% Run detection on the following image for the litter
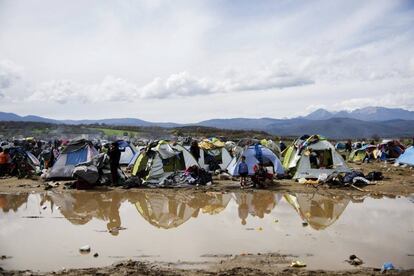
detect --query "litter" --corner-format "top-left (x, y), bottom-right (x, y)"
top-left (381, 262), bottom-right (395, 273)
top-left (290, 260), bottom-right (306, 267)
top-left (346, 254), bottom-right (363, 266)
top-left (79, 245), bottom-right (91, 253)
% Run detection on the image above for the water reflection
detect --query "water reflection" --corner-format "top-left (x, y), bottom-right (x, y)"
top-left (132, 191), bottom-right (231, 229)
top-left (285, 193), bottom-right (349, 230)
top-left (0, 190), bottom-right (352, 231)
top-left (47, 192), bottom-right (123, 235)
top-left (233, 192), bottom-right (282, 225)
top-left (0, 193), bottom-right (29, 213)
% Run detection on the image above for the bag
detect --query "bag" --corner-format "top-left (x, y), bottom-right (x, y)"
top-left (366, 171), bottom-right (383, 181)
top-left (343, 171), bottom-right (364, 183)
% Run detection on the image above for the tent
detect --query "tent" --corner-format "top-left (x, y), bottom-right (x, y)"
top-left (396, 146), bottom-right (414, 166)
top-left (116, 140), bottom-right (139, 165)
top-left (47, 139), bottom-right (99, 179)
top-left (348, 144), bottom-right (377, 162)
top-left (131, 141), bottom-right (199, 184)
top-left (226, 144), bottom-right (284, 176)
top-left (8, 147), bottom-right (40, 168)
top-left (196, 138), bottom-right (233, 171)
top-left (377, 140), bottom-right (405, 160)
top-left (260, 139), bottom-right (281, 157)
top-left (283, 135), bottom-right (350, 180)
top-left (284, 193), bottom-right (349, 230)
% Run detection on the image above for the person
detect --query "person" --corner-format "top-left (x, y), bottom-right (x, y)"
top-left (0, 148), bottom-right (11, 176)
top-left (345, 140), bottom-right (352, 152)
top-left (279, 141), bottom-right (287, 152)
top-left (108, 142), bottom-right (121, 185)
top-left (238, 156), bottom-right (249, 188)
top-left (251, 163), bottom-right (268, 188)
top-left (190, 140), bottom-right (200, 161)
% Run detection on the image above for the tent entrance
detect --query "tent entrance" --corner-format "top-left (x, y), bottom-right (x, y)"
top-left (203, 149), bottom-right (222, 164)
top-left (310, 150), bottom-right (333, 169)
top-left (162, 152), bottom-right (186, 172)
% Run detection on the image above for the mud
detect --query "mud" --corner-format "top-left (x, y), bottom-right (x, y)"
top-left (0, 162), bottom-right (413, 196)
top-left (2, 257), bottom-right (414, 276)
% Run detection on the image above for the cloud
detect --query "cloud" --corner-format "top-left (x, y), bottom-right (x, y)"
top-left (0, 60), bottom-right (23, 96)
top-left (26, 62), bottom-right (314, 103)
top-left (140, 72), bottom-right (219, 99)
top-left (333, 92), bottom-right (414, 111)
top-left (223, 60), bottom-right (314, 91)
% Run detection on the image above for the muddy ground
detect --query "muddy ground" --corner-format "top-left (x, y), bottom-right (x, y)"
top-left (0, 161), bottom-right (413, 276)
top-left (2, 256), bottom-right (414, 276)
top-left (1, 162), bottom-right (413, 196)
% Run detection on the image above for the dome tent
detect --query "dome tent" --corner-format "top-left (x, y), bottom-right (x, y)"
top-left (226, 144), bottom-right (284, 176)
top-left (131, 141), bottom-right (199, 184)
top-left (47, 139), bottom-right (99, 179)
top-left (396, 146), bottom-right (414, 166)
top-left (283, 135), bottom-right (350, 180)
top-left (196, 138), bottom-right (233, 171)
top-left (116, 140), bottom-right (139, 165)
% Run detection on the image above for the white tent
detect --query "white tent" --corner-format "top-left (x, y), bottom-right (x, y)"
top-left (197, 147), bottom-right (233, 171)
top-left (283, 135), bottom-right (350, 180)
top-left (227, 144), bottom-right (284, 176)
top-left (117, 140), bottom-right (139, 165)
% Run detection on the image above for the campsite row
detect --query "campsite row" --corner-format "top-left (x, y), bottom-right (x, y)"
top-left (0, 135), bottom-right (413, 188)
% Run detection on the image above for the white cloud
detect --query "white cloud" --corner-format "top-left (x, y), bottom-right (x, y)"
top-left (140, 72), bottom-right (219, 99)
top-left (0, 60), bottom-right (23, 95)
top-left (333, 92), bottom-right (414, 111)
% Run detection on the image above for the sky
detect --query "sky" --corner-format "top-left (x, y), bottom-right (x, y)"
top-left (0, 0), bottom-right (413, 123)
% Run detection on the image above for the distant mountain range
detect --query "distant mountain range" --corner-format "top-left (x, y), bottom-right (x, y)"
top-left (1, 106), bottom-right (413, 139)
top-left (303, 106), bottom-right (414, 121)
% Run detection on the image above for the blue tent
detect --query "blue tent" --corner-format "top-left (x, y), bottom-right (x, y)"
top-left (396, 146), bottom-right (414, 166)
top-left (227, 144), bottom-right (284, 176)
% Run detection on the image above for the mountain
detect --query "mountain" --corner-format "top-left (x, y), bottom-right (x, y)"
top-left (0, 112), bottom-right (59, 124)
top-left (266, 118), bottom-right (414, 139)
top-left (0, 112), bottom-right (179, 128)
top-left (0, 107), bottom-right (413, 139)
top-left (197, 117), bottom-right (282, 130)
top-left (305, 107), bottom-right (414, 121)
top-left (62, 118), bottom-right (180, 128)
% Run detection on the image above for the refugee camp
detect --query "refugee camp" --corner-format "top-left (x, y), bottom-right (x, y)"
top-left (1, 1), bottom-right (414, 275)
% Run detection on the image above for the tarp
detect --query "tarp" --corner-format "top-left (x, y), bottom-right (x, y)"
top-left (396, 146), bottom-right (414, 166)
top-left (199, 138), bottom-right (225, 150)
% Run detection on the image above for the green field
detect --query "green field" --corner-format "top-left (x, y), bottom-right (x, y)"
top-left (94, 128), bottom-right (140, 137)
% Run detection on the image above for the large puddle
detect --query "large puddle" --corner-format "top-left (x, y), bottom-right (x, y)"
top-left (1, 190), bottom-right (413, 272)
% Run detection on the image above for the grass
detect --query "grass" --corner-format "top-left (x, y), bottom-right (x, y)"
top-left (93, 127), bottom-right (140, 137)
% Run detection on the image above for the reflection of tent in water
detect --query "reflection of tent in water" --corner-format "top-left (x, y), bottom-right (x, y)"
top-left (0, 193), bottom-right (29, 212)
top-left (132, 191), bottom-right (231, 229)
top-left (48, 192), bottom-right (123, 235)
top-left (284, 193), bottom-right (349, 230)
top-left (233, 191), bottom-right (282, 225)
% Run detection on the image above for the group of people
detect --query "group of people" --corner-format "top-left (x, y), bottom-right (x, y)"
top-left (238, 156), bottom-right (272, 189)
